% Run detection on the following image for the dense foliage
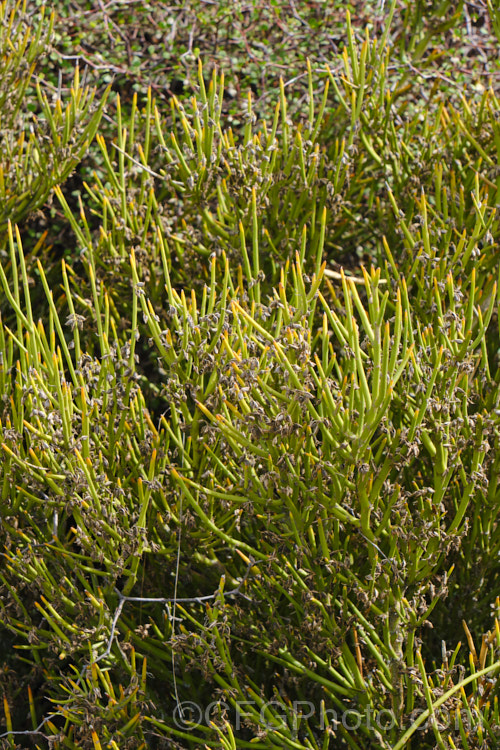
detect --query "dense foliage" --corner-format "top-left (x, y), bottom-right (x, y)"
top-left (1, 1), bottom-right (500, 748)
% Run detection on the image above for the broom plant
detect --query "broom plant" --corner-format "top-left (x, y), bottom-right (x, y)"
top-left (0, 0), bottom-right (110, 237)
top-left (1, 0), bottom-right (500, 748)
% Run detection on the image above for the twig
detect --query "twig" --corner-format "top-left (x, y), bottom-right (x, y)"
top-left (324, 268), bottom-right (388, 285)
top-left (110, 142), bottom-right (165, 178)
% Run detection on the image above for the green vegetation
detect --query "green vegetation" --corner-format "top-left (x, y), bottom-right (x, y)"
top-left (1, 1), bottom-right (500, 748)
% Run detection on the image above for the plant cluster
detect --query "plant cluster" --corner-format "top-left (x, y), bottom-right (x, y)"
top-left (1, 1), bottom-right (500, 749)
